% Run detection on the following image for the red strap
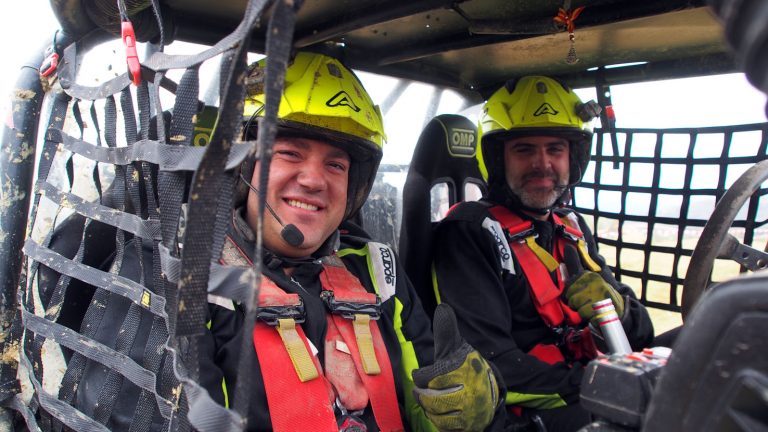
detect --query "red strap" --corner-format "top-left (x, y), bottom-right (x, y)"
top-left (321, 264), bottom-right (404, 432)
top-left (222, 235), bottom-right (402, 430)
top-left (488, 206), bottom-right (581, 327)
top-left (253, 279), bottom-right (337, 432)
top-left (528, 343), bottom-right (566, 365)
top-left (325, 315), bottom-right (370, 411)
top-left (552, 213), bottom-right (584, 239)
top-left (253, 325), bottom-right (336, 432)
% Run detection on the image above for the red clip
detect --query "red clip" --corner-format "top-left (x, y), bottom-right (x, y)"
top-left (40, 53), bottom-right (60, 77)
top-left (121, 20), bottom-right (141, 86)
top-left (605, 105), bottom-right (616, 121)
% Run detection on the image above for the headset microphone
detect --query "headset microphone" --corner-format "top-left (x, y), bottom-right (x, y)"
top-left (239, 174), bottom-right (305, 247)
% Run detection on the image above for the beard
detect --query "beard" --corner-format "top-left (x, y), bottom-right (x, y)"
top-left (509, 169), bottom-right (568, 210)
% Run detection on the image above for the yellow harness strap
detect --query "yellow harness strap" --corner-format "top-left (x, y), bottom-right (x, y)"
top-left (352, 314), bottom-right (381, 375)
top-left (576, 238), bottom-right (601, 271)
top-left (524, 236), bottom-right (560, 272)
top-left (276, 318), bottom-right (319, 382)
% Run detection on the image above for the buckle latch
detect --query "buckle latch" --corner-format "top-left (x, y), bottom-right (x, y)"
top-left (257, 299), bottom-right (306, 326)
top-left (508, 228), bottom-right (537, 243)
top-left (321, 290), bottom-right (381, 320)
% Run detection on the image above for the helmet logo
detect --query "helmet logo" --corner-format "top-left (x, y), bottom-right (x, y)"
top-left (533, 103), bottom-right (559, 117)
top-left (326, 91), bottom-right (361, 112)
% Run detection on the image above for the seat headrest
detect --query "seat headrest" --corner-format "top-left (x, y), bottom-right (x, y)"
top-left (409, 114), bottom-right (483, 200)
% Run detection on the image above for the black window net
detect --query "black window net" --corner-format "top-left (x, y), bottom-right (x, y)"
top-left (0, 0), bottom-right (301, 430)
top-left (572, 124), bottom-right (768, 316)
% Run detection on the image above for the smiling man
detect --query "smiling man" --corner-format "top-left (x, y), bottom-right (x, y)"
top-left (430, 76), bottom-right (655, 431)
top-left (245, 137), bottom-right (351, 258)
top-left (202, 51), bottom-right (504, 432)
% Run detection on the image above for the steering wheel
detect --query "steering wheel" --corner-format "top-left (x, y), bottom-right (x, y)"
top-left (681, 159), bottom-right (768, 321)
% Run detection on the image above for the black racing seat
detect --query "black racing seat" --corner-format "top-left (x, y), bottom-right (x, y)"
top-left (399, 114), bottom-right (486, 318)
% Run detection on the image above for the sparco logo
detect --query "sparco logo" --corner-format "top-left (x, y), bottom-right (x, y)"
top-left (379, 246), bottom-right (395, 285)
top-left (491, 228), bottom-right (511, 261)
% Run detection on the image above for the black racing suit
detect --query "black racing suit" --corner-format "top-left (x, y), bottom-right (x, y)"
top-left (200, 213), bottom-right (440, 431)
top-left (431, 200), bottom-right (655, 431)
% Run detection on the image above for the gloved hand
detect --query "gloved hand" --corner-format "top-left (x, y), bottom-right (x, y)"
top-left (563, 244), bottom-right (625, 321)
top-left (412, 304), bottom-right (499, 432)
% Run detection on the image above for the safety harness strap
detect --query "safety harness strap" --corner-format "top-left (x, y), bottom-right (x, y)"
top-left (551, 214), bottom-right (601, 272)
top-left (320, 263), bottom-right (404, 432)
top-left (221, 235), bottom-right (402, 430)
top-left (257, 280), bottom-right (319, 382)
top-left (219, 237), bottom-right (336, 431)
top-left (488, 206), bottom-right (582, 327)
top-left (252, 309), bottom-right (337, 432)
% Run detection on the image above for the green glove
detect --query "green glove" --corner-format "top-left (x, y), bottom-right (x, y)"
top-left (412, 304), bottom-right (499, 432)
top-left (563, 245), bottom-right (625, 321)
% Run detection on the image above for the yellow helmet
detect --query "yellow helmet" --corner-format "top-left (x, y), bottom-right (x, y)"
top-left (477, 75), bottom-right (600, 186)
top-left (242, 51), bottom-right (386, 219)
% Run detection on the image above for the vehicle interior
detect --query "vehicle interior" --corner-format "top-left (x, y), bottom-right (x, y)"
top-left (0, 0), bottom-right (766, 430)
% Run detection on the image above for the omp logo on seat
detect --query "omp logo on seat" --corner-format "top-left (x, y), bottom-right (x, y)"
top-left (533, 103), bottom-right (559, 116)
top-left (326, 91), bottom-right (361, 112)
top-left (447, 127), bottom-right (476, 157)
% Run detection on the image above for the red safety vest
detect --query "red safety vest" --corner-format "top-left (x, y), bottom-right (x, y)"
top-left (220, 236), bottom-right (404, 432)
top-left (487, 206), bottom-right (600, 364)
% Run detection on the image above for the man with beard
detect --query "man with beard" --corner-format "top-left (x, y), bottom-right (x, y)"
top-left (430, 76), bottom-right (655, 432)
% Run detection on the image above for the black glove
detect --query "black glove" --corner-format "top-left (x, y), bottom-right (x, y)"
top-left (563, 244), bottom-right (624, 321)
top-left (412, 304), bottom-right (499, 431)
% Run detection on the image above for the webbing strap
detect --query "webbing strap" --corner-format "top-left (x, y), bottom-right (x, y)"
top-left (257, 279), bottom-right (318, 381)
top-left (320, 268), bottom-right (382, 375)
top-left (86, 97), bottom-right (135, 424)
top-left (276, 318), bottom-right (320, 382)
top-left (510, 241), bottom-right (572, 326)
top-left (488, 206), bottom-right (582, 327)
top-left (45, 128), bottom-right (250, 171)
top-left (320, 264), bottom-right (404, 432)
top-left (552, 214), bottom-right (601, 272)
top-left (324, 316), bottom-right (370, 411)
top-left (352, 314), bottom-right (380, 375)
top-left (36, 181), bottom-right (161, 240)
top-left (524, 236), bottom-right (559, 272)
top-left (231, 0), bottom-right (301, 423)
top-left (159, 66), bottom-right (200, 349)
top-left (253, 319), bottom-right (337, 432)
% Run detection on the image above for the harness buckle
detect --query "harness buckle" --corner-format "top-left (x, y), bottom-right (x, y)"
top-left (508, 228), bottom-right (537, 243)
top-left (551, 325), bottom-right (568, 347)
top-left (557, 224), bottom-right (583, 242)
top-left (256, 300), bottom-right (306, 326)
top-left (321, 290), bottom-right (382, 320)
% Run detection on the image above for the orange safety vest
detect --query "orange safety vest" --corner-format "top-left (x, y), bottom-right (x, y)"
top-left (220, 236), bottom-right (404, 432)
top-left (488, 206), bottom-right (601, 364)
